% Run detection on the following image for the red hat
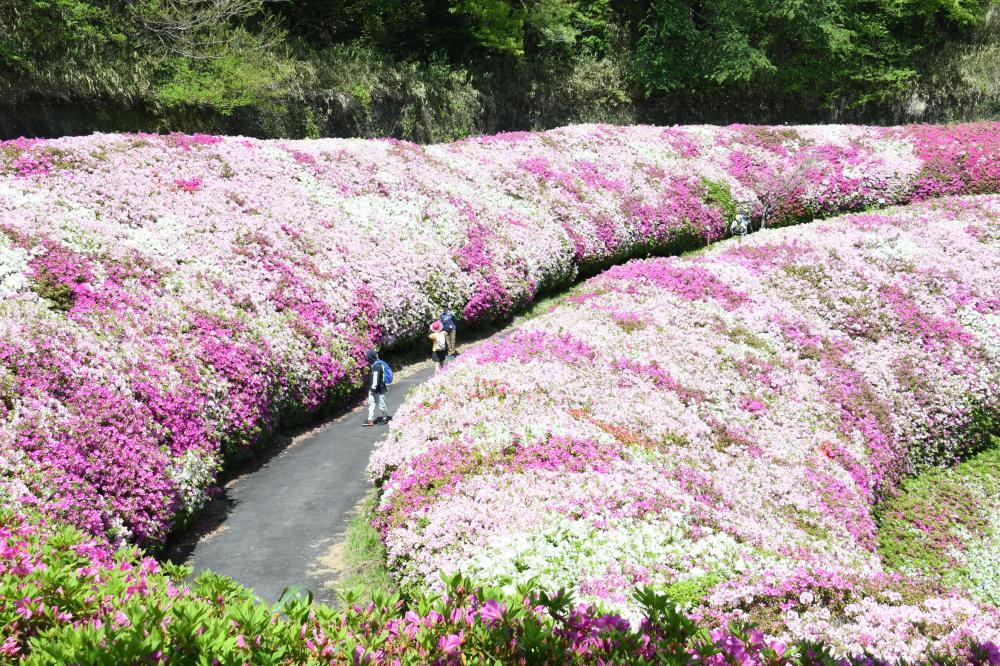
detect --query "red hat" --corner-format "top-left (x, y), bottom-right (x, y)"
top-left (431, 320), bottom-right (443, 332)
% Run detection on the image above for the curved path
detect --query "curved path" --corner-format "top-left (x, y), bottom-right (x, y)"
top-left (166, 362), bottom-right (435, 606)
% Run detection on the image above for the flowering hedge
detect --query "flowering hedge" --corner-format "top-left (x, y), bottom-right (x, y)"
top-left (369, 195), bottom-right (1000, 662)
top-left (5, 509), bottom-right (999, 665)
top-left (2, 123), bottom-right (999, 549)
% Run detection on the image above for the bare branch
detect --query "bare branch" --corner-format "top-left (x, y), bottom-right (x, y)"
top-left (132, 0), bottom-right (285, 59)
top-left (756, 157), bottom-right (820, 230)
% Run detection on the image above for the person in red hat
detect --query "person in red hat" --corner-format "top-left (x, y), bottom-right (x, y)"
top-left (428, 320), bottom-right (448, 374)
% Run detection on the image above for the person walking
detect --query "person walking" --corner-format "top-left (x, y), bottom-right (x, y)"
top-left (363, 349), bottom-right (390, 426)
top-left (440, 309), bottom-right (459, 358)
top-left (429, 320), bottom-right (448, 374)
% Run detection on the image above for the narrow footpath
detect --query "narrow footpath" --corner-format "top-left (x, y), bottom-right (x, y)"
top-left (166, 362), bottom-right (435, 606)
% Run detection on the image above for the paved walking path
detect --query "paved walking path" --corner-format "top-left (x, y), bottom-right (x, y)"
top-left (166, 362), bottom-right (435, 606)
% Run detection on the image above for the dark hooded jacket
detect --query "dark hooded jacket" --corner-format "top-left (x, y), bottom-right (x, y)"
top-left (366, 349), bottom-right (386, 395)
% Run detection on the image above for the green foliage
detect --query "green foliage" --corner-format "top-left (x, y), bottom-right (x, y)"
top-left (30, 270), bottom-right (75, 312)
top-left (526, 0), bottom-right (617, 57)
top-left (298, 45), bottom-right (482, 142)
top-left (451, 0), bottom-right (527, 56)
top-left (3, 509), bottom-right (991, 663)
top-left (441, 0), bottom-right (618, 59)
top-left (0, 0), bottom-right (297, 117)
top-left (137, 0), bottom-right (297, 114)
top-left (0, 0), bottom-right (124, 73)
top-left (527, 50), bottom-right (634, 125)
top-left (630, 0), bottom-right (989, 110)
top-left (876, 433), bottom-right (1000, 585)
top-left (0, 0), bottom-right (139, 104)
top-left (912, 7), bottom-right (1000, 123)
top-left (528, 0), bottom-right (581, 52)
top-left (336, 491), bottom-right (397, 601)
top-left (966, 400), bottom-right (1000, 456)
top-left (156, 38), bottom-right (296, 114)
top-left (0, 368), bottom-right (15, 416)
top-left (700, 178), bottom-right (739, 222)
top-left (349, 81), bottom-right (373, 113)
top-left (0, 0), bottom-right (998, 137)
top-left (661, 573), bottom-right (724, 608)
top-left (25, 574), bottom-right (311, 665)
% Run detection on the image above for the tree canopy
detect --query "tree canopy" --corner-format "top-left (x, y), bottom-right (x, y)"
top-left (0, 0), bottom-right (996, 138)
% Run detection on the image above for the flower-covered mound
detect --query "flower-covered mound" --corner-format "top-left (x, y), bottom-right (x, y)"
top-left (369, 194), bottom-right (1000, 661)
top-left (2, 123), bottom-right (999, 549)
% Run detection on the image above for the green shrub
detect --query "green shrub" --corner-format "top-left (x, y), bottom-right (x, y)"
top-left (0, 509), bottom-right (881, 665)
top-left (876, 441), bottom-right (1000, 588)
top-left (30, 271), bottom-right (75, 312)
top-left (700, 178), bottom-right (739, 222)
top-left (661, 573), bottom-right (723, 608)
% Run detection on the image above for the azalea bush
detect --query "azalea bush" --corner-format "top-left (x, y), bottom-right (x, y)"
top-left (1, 124), bottom-right (999, 662)
top-left (0, 508), bottom-right (814, 663)
top-left (369, 194), bottom-right (1000, 661)
top-left (1, 123), bottom-right (999, 551)
top-left (5, 509), bottom-right (1000, 664)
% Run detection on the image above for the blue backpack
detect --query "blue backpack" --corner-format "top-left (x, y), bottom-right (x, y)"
top-left (375, 360), bottom-right (393, 385)
top-left (440, 311), bottom-right (456, 331)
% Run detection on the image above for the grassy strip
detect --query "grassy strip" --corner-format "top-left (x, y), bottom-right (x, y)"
top-left (335, 491), bottom-right (396, 602)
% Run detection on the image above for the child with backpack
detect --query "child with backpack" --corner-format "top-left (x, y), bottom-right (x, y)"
top-left (363, 349), bottom-right (392, 426)
top-left (440, 310), bottom-right (458, 357)
top-left (429, 321), bottom-right (448, 373)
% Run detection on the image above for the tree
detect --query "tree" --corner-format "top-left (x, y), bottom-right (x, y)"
top-left (630, 0), bottom-right (989, 110)
top-left (446, 0), bottom-right (617, 58)
top-left (130, 0), bottom-right (284, 59)
top-left (0, 0), bottom-right (128, 100)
